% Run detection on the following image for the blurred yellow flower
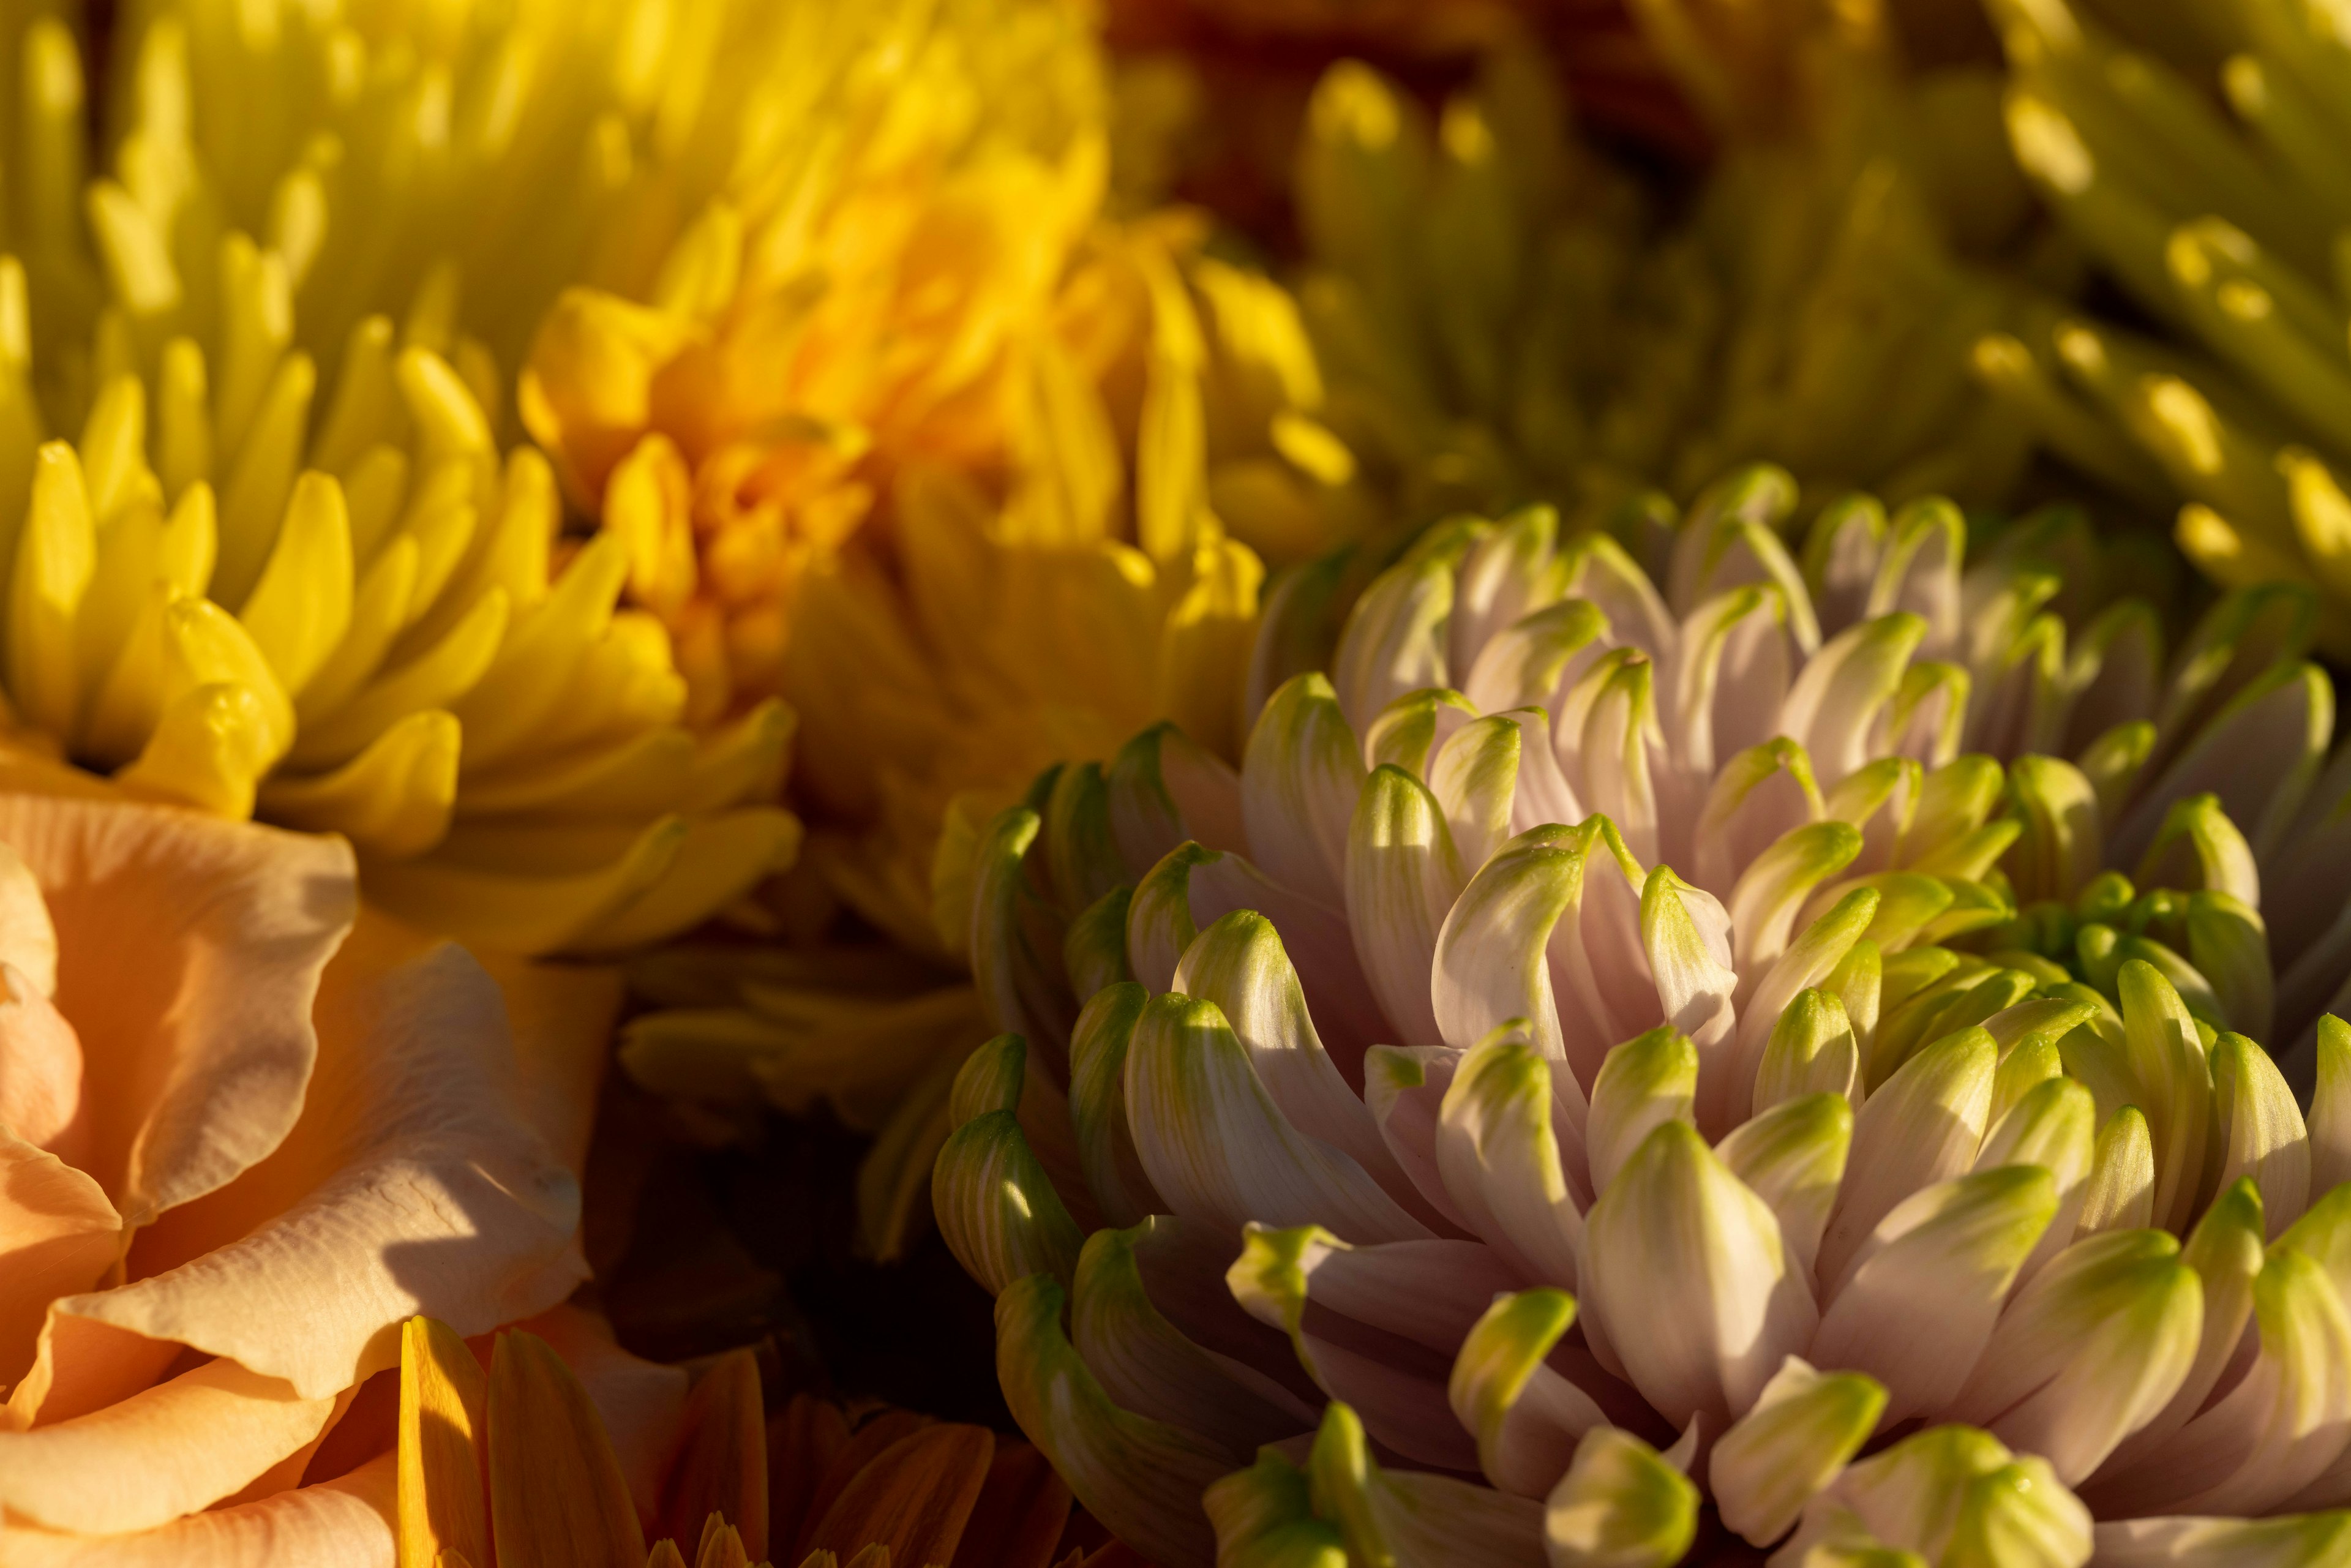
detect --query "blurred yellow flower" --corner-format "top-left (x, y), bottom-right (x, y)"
top-left (1974, 0), bottom-right (2351, 655)
top-left (517, 2), bottom-right (1365, 959)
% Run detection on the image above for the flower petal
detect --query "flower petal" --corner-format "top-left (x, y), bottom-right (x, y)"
top-left (0, 792), bottom-right (355, 1231)
top-left (1808, 1168), bottom-right (2057, 1425)
top-left (1541, 1425), bottom-right (1697, 1568)
top-left (1124, 992), bottom-right (1433, 1244)
top-left (487, 1329), bottom-right (646, 1568)
top-left (1817, 1026), bottom-right (1997, 1290)
top-left (1071, 1221), bottom-right (1316, 1455)
top-left (54, 917), bottom-right (581, 1406)
top-left (1345, 765), bottom-right (1464, 1046)
top-left (1449, 1289), bottom-right (1607, 1500)
top-left (1709, 1356), bottom-right (1884, 1547)
top-left (1580, 1121), bottom-right (1817, 1425)
top-left (997, 1274), bottom-right (1234, 1568)
top-left (0, 1357), bottom-right (338, 1533)
top-left (1437, 1031), bottom-right (1585, 1284)
top-left (1242, 675), bottom-right (1365, 910)
top-left (0, 1449), bottom-right (395, 1567)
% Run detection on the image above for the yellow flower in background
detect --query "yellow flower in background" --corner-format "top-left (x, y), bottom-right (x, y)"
top-left (1284, 26), bottom-right (2051, 537)
top-left (0, 1), bottom-right (817, 957)
top-left (1975, 0), bottom-right (2351, 655)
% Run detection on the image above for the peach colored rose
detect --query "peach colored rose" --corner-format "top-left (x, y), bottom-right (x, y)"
top-left (0, 780), bottom-right (639, 1562)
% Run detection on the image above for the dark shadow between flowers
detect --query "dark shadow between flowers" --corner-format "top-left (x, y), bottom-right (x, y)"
top-left (587, 1072), bottom-right (1012, 1431)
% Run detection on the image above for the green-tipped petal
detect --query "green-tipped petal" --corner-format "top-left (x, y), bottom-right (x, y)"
top-left (1581, 1120), bottom-right (1817, 1425)
top-left (1127, 992), bottom-right (1432, 1243)
top-left (1449, 1289), bottom-right (1605, 1499)
top-left (1717, 1092), bottom-right (1853, 1283)
top-left (932, 1108), bottom-right (1084, 1297)
top-left (1812, 1168), bottom-right (2059, 1424)
top-left (1711, 1357), bottom-right (1887, 1547)
top-left (1949, 1228), bottom-right (2202, 1484)
top-left (1069, 984), bottom-right (1160, 1227)
top-left (2211, 1030), bottom-right (2311, 1236)
top-left (1205, 1450), bottom-right (1348, 1568)
top-left (1347, 763), bottom-right (1466, 1044)
top-left (2119, 958), bottom-right (2216, 1233)
top-left (1754, 989), bottom-right (1860, 1114)
top-left (1820, 1027), bottom-right (1997, 1287)
top-left (1243, 673), bottom-right (1367, 909)
top-left (1541, 1427), bottom-right (1697, 1568)
top-left (997, 1275), bottom-right (1232, 1568)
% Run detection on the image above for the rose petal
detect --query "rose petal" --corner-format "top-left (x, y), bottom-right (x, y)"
top-left (17, 912), bottom-right (579, 1422)
top-left (0, 793), bottom-right (356, 1229)
top-left (0, 1127), bottom-right (118, 1387)
top-left (0, 967), bottom-right (87, 1160)
top-left (0, 1357), bottom-right (339, 1532)
top-left (0, 1449), bottom-right (395, 1567)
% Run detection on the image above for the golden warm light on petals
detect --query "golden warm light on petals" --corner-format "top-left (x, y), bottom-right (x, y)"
top-left (487, 1329), bottom-right (648, 1568)
top-left (0, 777), bottom-right (599, 1556)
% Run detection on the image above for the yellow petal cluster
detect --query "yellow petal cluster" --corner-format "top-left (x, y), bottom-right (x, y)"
top-left (1974, 0), bottom-right (2351, 655)
top-left (516, 1), bottom-right (1373, 966)
top-left (0, 1), bottom-right (831, 956)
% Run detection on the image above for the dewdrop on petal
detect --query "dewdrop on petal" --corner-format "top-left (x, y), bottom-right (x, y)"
top-left (925, 467), bottom-right (2351, 1566)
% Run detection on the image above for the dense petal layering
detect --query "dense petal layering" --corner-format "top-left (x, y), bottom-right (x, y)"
top-left (1976, 0), bottom-right (2351, 653)
top-left (933, 476), bottom-right (2351, 1564)
top-left (0, 781), bottom-right (607, 1556)
top-left (1267, 24), bottom-right (2047, 545)
top-left (620, 4), bottom-right (2072, 1208)
top-left (0, 2), bottom-right (807, 955)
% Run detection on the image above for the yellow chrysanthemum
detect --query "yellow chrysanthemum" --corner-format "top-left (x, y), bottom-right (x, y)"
top-left (1973, 0), bottom-right (2351, 655)
top-left (514, 0), bottom-right (1362, 970)
top-left (0, 0), bottom-right (846, 955)
top-left (1283, 31), bottom-right (2049, 536)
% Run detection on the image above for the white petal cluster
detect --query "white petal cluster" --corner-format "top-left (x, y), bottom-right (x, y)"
top-left (934, 471), bottom-right (2351, 1567)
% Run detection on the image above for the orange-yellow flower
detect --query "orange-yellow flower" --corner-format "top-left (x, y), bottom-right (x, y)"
top-left (0, 757), bottom-right (606, 1561)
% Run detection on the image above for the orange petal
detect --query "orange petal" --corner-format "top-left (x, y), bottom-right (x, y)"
top-left (518, 290), bottom-right (702, 503)
top-left (0, 793), bottom-right (356, 1229)
top-left (948, 1442), bottom-right (1073, 1568)
top-left (0, 1448), bottom-right (396, 1566)
top-left (660, 1349), bottom-right (767, 1559)
top-left (515, 1303), bottom-right (689, 1517)
top-left (399, 1317), bottom-right (489, 1568)
top-left (0, 967), bottom-right (88, 1160)
top-left (793, 1409), bottom-right (932, 1556)
top-left (0, 1357), bottom-right (338, 1533)
top-left (692, 1515), bottom-right (750, 1568)
top-left (0, 841), bottom-right (58, 994)
top-left (468, 947), bottom-right (624, 1183)
top-left (30, 912), bottom-right (582, 1416)
top-left (646, 1544), bottom-right (688, 1568)
top-left (0, 1126), bottom-right (117, 1387)
top-left (800, 1425), bottom-right (995, 1568)
top-left (768, 1394), bottom-right (850, 1552)
top-left (487, 1329), bottom-right (647, 1568)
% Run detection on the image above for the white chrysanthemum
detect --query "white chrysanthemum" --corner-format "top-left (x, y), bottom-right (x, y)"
top-left (929, 471), bottom-right (2351, 1567)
